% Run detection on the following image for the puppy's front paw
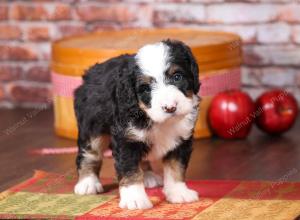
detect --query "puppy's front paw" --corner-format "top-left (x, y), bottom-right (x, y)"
top-left (163, 182), bottom-right (199, 203)
top-left (119, 184), bottom-right (153, 210)
top-left (74, 175), bottom-right (103, 195)
top-left (144, 171), bottom-right (163, 188)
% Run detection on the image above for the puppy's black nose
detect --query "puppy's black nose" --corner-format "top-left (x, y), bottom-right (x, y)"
top-left (162, 105), bottom-right (177, 113)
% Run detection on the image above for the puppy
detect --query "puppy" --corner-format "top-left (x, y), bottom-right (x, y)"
top-left (74, 39), bottom-right (201, 210)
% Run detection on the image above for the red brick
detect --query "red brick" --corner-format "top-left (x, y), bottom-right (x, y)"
top-left (288, 87), bottom-right (300, 105)
top-left (0, 45), bottom-right (38, 61)
top-left (190, 0), bottom-right (221, 2)
top-left (11, 3), bottom-right (72, 21)
top-left (76, 4), bottom-right (137, 23)
top-left (57, 24), bottom-right (86, 38)
top-left (200, 25), bottom-right (257, 43)
top-left (7, 82), bottom-right (51, 103)
top-left (58, 0), bottom-right (77, 3)
top-left (11, 3), bottom-right (48, 20)
top-left (296, 71), bottom-right (300, 87)
top-left (260, 67), bottom-right (296, 87)
top-left (0, 85), bottom-right (4, 101)
top-left (38, 43), bottom-right (51, 60)
top-left (224, 26), bottom-right (257, 43)
top-left (90, 22), bottom-right (152, 32)
top-left (88, 23), bottom-right (120, 32)
top-left (27, 26), bottom-right (50, 41)
top-left (243, 48), bottom-right (263, 66)
top-left (0, 25), bottom-right (22, 40)
top-left (26, 65), bottom-right (50, 82)
top-left (243, 87), bottom-right (267, 100)
top-left (0, 5), bottom-right (8, 20)
top-left (278, 4), bottom-right (300, 23)
top-left (260, 0), bottom-right (294, 2)
top-left (154, 4), bottom-right (205, 25)
top-left (207, 4), bottom-right (278, 24)
top-left (0, 65), bottom-right (22, 82)
top-left (244, 45), bottom-right (300, 66)
top-left (49, 3), bottom-right (72, 20)
top-left (257, 23), bottom-right (291, 44)
top-left (292, 25), bottom-right (300, 44)
top-left (241, 67), bottom-right (262, 87)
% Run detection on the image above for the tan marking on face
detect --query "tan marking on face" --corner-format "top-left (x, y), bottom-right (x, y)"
top-left (167, 64), bottom-right (182, 76)
top-left (186, 90), bottom-right (194, 98)
top-left (119, 167), bottom-right (144, 186)
top-left (78, 135), bottom-right (111, 180)
top-left (139, 101), bottom-right (148, 111)
top-left (164, 159), bottom-right (185, 182)
top-left (137, 74), bottom-right (155, 85)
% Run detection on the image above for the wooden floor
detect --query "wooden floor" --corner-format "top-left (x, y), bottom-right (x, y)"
top-left (0, 108), bottom-right (299, 191)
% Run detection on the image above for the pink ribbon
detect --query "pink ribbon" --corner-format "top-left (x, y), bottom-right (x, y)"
top-left (52, 68), bottom-right (241, 98)
top-left (30, 147), bottom-right (78, 155)
top-left (51, 72), bottom-right (82, 97)
top-left (199, 68), bottom-right (241, 97)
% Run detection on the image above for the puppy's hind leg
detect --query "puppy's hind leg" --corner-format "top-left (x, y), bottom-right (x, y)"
top-left (74, 135), bottom-right (110, 195)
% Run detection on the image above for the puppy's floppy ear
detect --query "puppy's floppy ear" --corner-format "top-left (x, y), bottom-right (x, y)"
top-left (115, 66), bottom-right (139, 119)
top-left (164, 39), bottom-right (200, 94)
top-left (184, 45), bottom-right (200, 94)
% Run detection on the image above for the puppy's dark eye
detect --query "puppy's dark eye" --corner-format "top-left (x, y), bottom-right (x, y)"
top-left (139, 84), bottom-right (151, 94)
top-left (173, 72), bottom-right (183, 82)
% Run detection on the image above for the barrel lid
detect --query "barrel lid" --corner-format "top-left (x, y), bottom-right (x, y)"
top-left (52, 28), bottom-right (242, 76)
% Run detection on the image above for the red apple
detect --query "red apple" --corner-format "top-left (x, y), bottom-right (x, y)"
top-left (208, 90), bottom-right (255, 139)
top-left (255, 90), bottom-right (298, 134)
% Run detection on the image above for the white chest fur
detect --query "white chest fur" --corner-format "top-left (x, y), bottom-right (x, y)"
top-left (126, 108), bottom-right (198, 161)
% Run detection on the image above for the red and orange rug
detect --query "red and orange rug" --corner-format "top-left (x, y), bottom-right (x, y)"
top-left (0, 170), bottom-right (299, 220)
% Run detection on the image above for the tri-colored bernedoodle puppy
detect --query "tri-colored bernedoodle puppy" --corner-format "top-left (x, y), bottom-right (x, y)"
top-left (74, 39), bottom-right (201, 210)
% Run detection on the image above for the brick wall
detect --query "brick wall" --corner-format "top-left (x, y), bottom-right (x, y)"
top-left (0, 0), bottom-right (300, 108)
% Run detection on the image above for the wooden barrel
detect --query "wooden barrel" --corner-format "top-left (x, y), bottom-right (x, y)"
top-left (51, 29), bottom-right (242, 140)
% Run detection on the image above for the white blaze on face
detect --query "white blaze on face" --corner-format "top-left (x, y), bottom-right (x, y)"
top-left (136, 42), bottom-right (194, 123)
top-left (136, 42), bottom-right (169, 81)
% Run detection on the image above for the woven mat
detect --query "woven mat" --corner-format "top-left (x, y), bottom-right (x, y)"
top-left (0, 170), bottom-right (299, 220)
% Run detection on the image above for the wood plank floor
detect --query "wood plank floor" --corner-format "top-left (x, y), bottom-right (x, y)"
top-left (0, 108), bottom-right (299, 191)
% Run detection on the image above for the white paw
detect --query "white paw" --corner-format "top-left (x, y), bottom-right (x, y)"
top-left (119, 184), bottom-right (153, 210)
top-left (144, 171), bottom-right (163, 188)
top-left (163, 182), bottom-right (199, 203)
top-left (74, 175), bottom-right (103, 195)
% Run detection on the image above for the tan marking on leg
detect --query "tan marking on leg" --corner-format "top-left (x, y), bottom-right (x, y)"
top-left (78, 135), bottom-right (111, 180)
top-left (119, 167), bottom-right (144, 187)
top-left (118, 166), bottom-right (153, 209)
top-left (164, 159), bottom-right (185, 182)
top-left (163, 159), bottom-right (198, 203)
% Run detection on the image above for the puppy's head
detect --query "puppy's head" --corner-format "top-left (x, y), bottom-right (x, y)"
top-left (135, 40), bottom-right (200, 123)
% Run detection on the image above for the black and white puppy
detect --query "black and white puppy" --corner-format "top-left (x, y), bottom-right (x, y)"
top-left (74, 39), bottom-right (201, 210)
